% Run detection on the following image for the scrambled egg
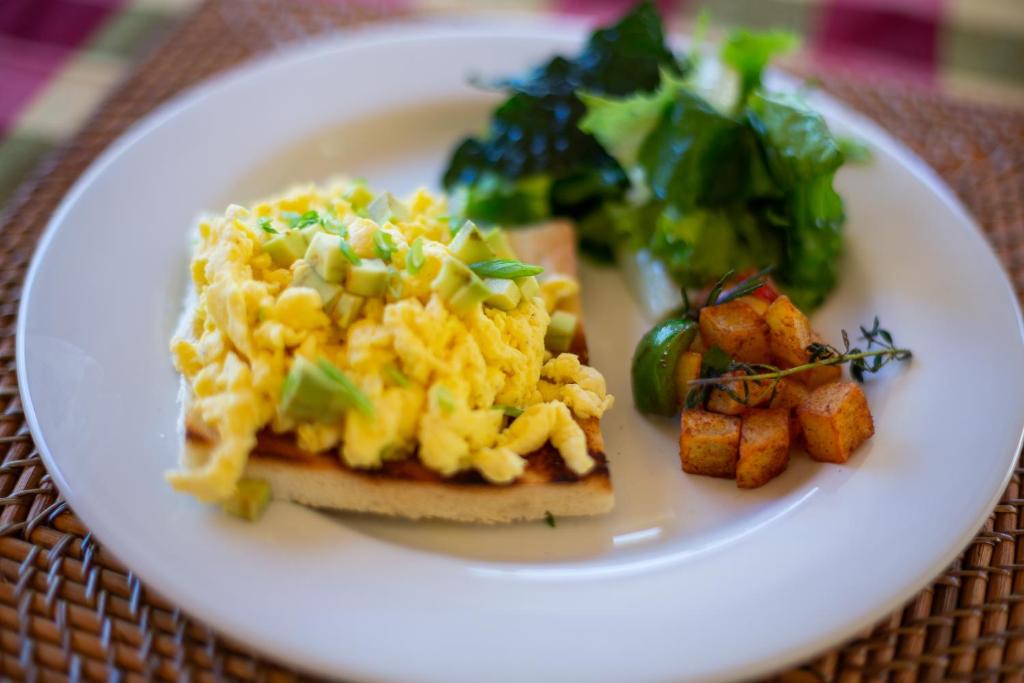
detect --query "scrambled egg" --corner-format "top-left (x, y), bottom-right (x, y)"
top-left (169, 181), bottom-right (614, 502)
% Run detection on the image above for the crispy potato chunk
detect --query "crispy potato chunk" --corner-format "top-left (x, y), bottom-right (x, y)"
top-left (735, 295), bottom-right (769, 316)
top-left (707, 371), bottom-right (773, 415)
top-left (680, 410), bottom-right (741, 478)
top-left (768, 378), bottom-right (809, 410)
top-left (699, 301), bottom-right (771, 363)
top-left (675, 351), bottom-right (703, 407)
top-left (764, 295), bottom-right (814, 368)
top-left (796, 382), bottom-right (875, 463)
top-left (799, 334), bottom-right (842, 388)
top-left (737, 408), bottom-right (790, 489)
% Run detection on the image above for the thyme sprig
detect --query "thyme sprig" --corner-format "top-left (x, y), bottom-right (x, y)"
top-left (684, 317), bottom-right (912, 408)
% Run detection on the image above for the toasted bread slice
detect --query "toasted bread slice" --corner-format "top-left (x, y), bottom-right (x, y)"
top-left (179, 220), bottom-right (613, 523)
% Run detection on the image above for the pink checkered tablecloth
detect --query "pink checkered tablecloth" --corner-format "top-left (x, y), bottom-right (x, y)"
top-left (1, 0), bottom-right (1022, 209)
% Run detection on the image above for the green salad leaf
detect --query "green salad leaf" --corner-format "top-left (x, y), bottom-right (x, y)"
top-left (441, 2), bottom-right (848, 310)
top-left (442, 1), bottom-right (682, 224)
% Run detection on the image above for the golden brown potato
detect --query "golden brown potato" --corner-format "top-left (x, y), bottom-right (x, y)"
top-left (707, 371), bottom-right (773, 415)
top-left (798, 334), bottom-right (843, 388)
top-left (674, 351), bottom-right (703, 407)
top-left (699, 301), bottom-right (772, 363)
top-left (764, 295), bottom-right (814, 369)
top-left (796, 382), bottom-right (875, 463)
top-left (768, 378), bottom-right (809, 410)
top-left (679, 410), bottom-right (741, 478)
top-left (735, 294), bottom-right (769, 316)
top-left (737, 408), bottom-right (791, 489)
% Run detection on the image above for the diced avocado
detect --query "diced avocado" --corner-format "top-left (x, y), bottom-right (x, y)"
top-left (345, 258), bottom-right (388, 297)
top-left (222, 478), bottom-right (271, 521)
top-left (483, 278), bottom-right (522, 311)
top-left (333, 292), bottom-right (364, 328)
top-left (344, 184), bottom-right (374, 211)
top-left (449, 276), bottom-right (492, 314)
top-left (304, 232), bottom-right (349, 283)
top-left (483, 228), bottom-right (516, 259)
top-left (516, 275), bottom-right (541, 299)
top-left (449, 221), bottom-right (495, 265)
top-left (367, 192), bottom-right (410, 224)
top-left (291, 262), bottom-right (342, 310)
top-left (431, 256), bottom-right (473, 300)
top-left (279, 357), bottom-right (348, 422)
top-left (545, 310), bottom-right (578, 353)
top-left (263, 231), bottom-right (307, 268)
top-left (299, 224), bottom-right (322, 246)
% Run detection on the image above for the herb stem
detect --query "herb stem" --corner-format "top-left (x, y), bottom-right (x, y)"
top-left (686, 347), bottom-right (911, 386)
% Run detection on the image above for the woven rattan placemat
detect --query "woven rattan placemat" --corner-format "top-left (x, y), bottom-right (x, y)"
top-left (2, 1), bottom-right (1023, 680)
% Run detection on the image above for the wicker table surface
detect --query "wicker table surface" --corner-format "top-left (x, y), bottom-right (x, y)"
top-left (2, 1), bottom-right (1023, 681)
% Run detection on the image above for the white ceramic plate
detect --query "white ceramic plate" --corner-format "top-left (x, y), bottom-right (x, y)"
top-left (17, 19), bottom-right (1024, 683)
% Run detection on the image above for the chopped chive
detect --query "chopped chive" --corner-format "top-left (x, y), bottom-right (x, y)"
top-left (293, 210), bottom-right (321, 230)
top-left (406, 237), bottom-right (425, 275)
top-left (436, 385), bottom-right (455, 415)
top-left (257, 217), bottom-right (277, 234)
top-left (469, 259), bottom-right (544, 279)
top-left (494, 405), bottom-right (523, 418)
top-left (281, 211), bottom-right (301, 226)
top-left (316, 358), bottom-right (374, 416)
top-left (544, 511), bottom-right (556, 528)
top-left (384, 365), bottom-right (410, 388)
top-left (338, 238), bottom-right (361, 265)
top-left (373, 230), bottom-right (396, 262)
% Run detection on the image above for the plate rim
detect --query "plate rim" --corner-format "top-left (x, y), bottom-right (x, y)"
top-left (16, 17), bottom-right (1024, 683)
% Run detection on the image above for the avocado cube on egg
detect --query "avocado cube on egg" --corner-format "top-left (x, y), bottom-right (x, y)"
top-left (345, 258), bottom-right (388, 297)
top-left (299, 223), bottom-right (322, 246)
top-left (367, 192), bottom-right (410, 224)
top-left (291, 262), bottom-right (342, 310)
top-left (545, 310), bottom-right (578, 353)
top-left (516, 275), bottom-right (540, 299)
top-left (333, 292), bottom-right (365, 328)
top-left (263, 230), bottom-right (307, 268)
top-left (222, 478), bottom-right (272, 521)
top-left (483, 227), bottom-right (516, 259)
top-left (431, 256), bottom-right (473, 300)
top-left (449, 276), bottom-right (492, 314)
top-left (449, 221), bottom-right (495, 265)
top-left (279, 357), bottom-right (348, 422)
top-left (484, 278), bottom-right (521, 311)
top-left (305, 232), bottom-right (349, 283)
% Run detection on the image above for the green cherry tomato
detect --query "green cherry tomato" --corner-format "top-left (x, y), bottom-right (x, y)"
top-left (631, 318), bottom-right (698, 416)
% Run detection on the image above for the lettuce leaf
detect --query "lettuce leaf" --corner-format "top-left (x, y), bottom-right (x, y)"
top-left (720, 29), bottom-right (799, 105)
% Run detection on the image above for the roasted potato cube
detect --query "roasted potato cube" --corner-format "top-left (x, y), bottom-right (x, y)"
top-left (699, 301), bottom-right (771, 363)
top-left (796, 382), bottom-right (875, 463)
top-left (680, 409), bottom-right (741, 478)
top-left (675, 351), bottom-right (703, 407)
top-left (737, 408), bottom-right (791, 489)
top-left (735, 294), bottom-right (769, 316)
top-left (764, 295), bottom-right (814, 368)
top-left (768, 378), bottom-right (809, 410)
top-left (690, 331), bottom-right (705, 353)
top-left (797, 335), bottom-right (842, 388)
top-left (707, 372), bottom-right (773, 415)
